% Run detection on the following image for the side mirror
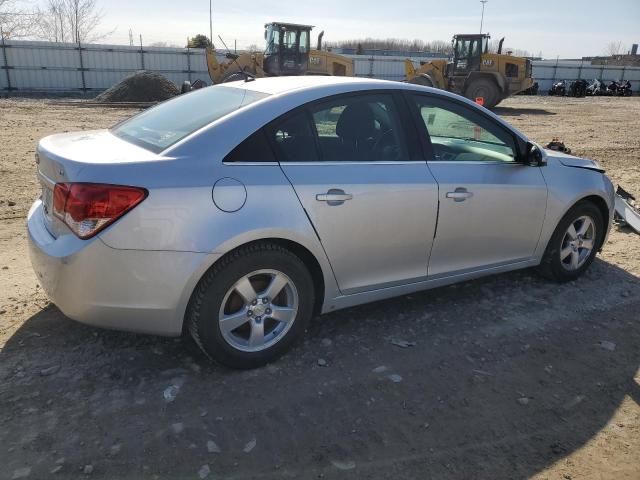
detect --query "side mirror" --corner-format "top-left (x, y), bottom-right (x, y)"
top-left (524, 142), bottom-right (546, 167)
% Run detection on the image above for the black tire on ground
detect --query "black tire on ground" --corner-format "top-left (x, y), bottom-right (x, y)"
top-left (186, 243), bottom-right (315, 369)
top-left (181, 81), bottom-right (192, 94)
top-left (408, 75), bottom-right (434, 87)
top-left (465, 78), bottom-right (500, 108)
top-left (221, 72), bottom-right (247, 83)
top-left (537, 201), bottom-right (605, 283)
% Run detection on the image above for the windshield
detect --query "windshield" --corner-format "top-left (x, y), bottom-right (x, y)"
top-left (112, 86), bottom-right (269, 153)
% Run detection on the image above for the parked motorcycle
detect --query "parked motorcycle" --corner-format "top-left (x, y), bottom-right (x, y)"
top-left (548, 80), bottom-right (567, 96)
top-left (618, 80), bottom-right (633, 96)
top-left (586, 79), bottom-right (606, 96)
top-left (569, 79), bottom-right (588, 97)
top-left (606, 81), bottom-right (620, 96)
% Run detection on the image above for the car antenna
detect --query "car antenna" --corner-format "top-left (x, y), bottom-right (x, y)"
top-left (217, 35), bottom-right (255, 82)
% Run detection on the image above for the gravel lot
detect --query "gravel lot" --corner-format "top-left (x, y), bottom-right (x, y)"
top-left (1, 96), bottom-right (639, 479)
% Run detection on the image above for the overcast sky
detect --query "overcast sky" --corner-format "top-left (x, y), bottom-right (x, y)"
top-left (59, 0), bottom-right (640, 58)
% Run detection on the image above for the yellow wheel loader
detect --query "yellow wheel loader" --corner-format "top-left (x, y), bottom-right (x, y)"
top-left (204, 22), bottom-right (354, 84)
top-left (405, 34), bottom-right (534, 108)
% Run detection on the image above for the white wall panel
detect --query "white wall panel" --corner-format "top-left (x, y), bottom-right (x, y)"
top-left (2, 40), bottom-right (640, 95)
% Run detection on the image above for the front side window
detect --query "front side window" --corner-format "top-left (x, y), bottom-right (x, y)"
top-left (310, 94), bottom-right (408, 162)
top-left (113, 86), bottom-right (269, 153)
top-left (413, 95), bottom-right (517, 162)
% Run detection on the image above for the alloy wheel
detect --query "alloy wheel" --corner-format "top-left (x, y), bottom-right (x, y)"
top-left (560, 215), bottom-right (596, 271)
top-left (218, 269), bottom-right (299, 352)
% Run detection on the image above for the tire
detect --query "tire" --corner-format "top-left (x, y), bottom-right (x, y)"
top-left (537, 201), bottom-right (604, 282)
top-left (409, 75), bottom-right (434, 88)
top-left (187, 243), bottom-right (315, 369)
top-left (465, 78), bottom-right (500, 108)
top-left (181, 81), bottom-right (192, 94)
top-left (221, 72), bottom-right (247, 83)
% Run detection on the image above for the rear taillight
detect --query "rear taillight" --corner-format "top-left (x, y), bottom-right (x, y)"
top-left (52, 183), bottom-right (148, 239)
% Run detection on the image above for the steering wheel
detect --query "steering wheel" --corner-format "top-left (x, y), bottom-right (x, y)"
top-left (371, 129), bottom-right (398, 160)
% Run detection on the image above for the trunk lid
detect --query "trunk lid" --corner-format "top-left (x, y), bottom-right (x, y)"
top-left (36, 130), bottom-right (163, 238)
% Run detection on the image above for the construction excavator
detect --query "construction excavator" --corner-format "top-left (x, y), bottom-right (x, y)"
top-left (203, 22), bottom-right (354, 84)
top-left (405, 34), bottom-right (534, 108)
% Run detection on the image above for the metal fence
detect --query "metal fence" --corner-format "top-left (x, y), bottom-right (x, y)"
top-left (0, 40), bottom-right (215, 93)
top-left (2, 39), bottom-right (640, 94)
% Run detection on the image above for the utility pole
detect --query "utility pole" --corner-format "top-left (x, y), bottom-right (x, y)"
top-left (480, 0), bottom-right (488, 34)
top-left (209, 0), bottom-right (213, 46)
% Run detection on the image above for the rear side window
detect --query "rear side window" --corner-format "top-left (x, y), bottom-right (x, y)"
top-left (268, 111), bottom-right (319, 162)
top-left (112, 86), bottom-right (269, 153)
top-left (224, 130), bottom-right (275, 163)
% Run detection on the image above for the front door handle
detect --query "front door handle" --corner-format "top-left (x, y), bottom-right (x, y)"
top-left (316, 189), bottom-right (353, 206)
top-left (446, 188), bottom-right (474, 202)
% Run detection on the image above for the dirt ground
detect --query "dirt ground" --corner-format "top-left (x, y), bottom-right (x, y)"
top-left (0, 96), bottom-right (639, 480)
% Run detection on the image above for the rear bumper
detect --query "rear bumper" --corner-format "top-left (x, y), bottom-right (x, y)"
top-left (27, 200), bottom-right (216, 336)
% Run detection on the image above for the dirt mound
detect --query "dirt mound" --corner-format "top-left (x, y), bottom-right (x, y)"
top-left (95, 71), bottom-right (179, 103)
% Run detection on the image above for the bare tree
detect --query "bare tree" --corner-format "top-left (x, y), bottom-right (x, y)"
top-left (36, 0), bottom-right (67, 41)
top-left (149, 41), bottom-right (181, 48)
top-left (246, 43), bottom-right (259, 53)
top-left (326, 38), bottom-right (453, 55)
top-left (0, 0), bottom-right (39, 38)
top-left (606, 41), bottom-right (623, 56)
top-left (37, 0), bottom-right (112, 43)
top-left (64, 0), bottom-right (107, 42)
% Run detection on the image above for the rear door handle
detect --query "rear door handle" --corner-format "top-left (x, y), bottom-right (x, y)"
top-left (316, 189), bottom-right (353, 206)
top-left (446, 188), bottom-right (473, 202)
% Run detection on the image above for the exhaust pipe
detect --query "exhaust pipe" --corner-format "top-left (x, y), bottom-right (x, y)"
top-left (498, 37), bottom-right (505, 55)
top-left (317, 31), bottom-right (325, 51)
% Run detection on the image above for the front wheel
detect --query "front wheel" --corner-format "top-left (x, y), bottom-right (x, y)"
top-left (537, 201), bottom-right (604, 282)
top-left (187, 243), bottom-right (315, 369)
top-left (465, 78), bottom-right (500, 108)
top-left (221, 72), bottom-right (248, 83)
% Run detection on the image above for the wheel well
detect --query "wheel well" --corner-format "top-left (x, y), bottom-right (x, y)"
top-left (208, 238), bottom-right (325, 316)
top-left (579, 195), bottom-right (610, 249)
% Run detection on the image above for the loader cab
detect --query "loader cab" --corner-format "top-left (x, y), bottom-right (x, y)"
top-left (451, 34), bottom-right (490, 76)
top-left (263, 22), bottom-right (312, 76)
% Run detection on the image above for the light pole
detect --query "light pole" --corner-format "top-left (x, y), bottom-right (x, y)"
top-left (209, 0), bottom-right (213, 46)
top-left (480, 0), bottom-right (488, 34)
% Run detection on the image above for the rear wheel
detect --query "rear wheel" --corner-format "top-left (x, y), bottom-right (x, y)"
top-left (187, 243), bottom-right (315, 369)
top-left (409, 75), bottom-right (434, 87)
top-left (465, 78), bottom-right (500, 108)
top-left (537, 201), bottom-right (604, 282)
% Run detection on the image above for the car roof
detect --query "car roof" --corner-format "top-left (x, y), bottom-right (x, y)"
top-left (226, 76), bottom-right (400, 96)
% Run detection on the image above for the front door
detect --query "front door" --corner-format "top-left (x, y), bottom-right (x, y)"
top-left (409, 93), bottom-right (548, 278)
top-left (270, 92), bottom-right (439, 294)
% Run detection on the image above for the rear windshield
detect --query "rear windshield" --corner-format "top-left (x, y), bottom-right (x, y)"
top-left (112, 86), bottom-right (270, 153)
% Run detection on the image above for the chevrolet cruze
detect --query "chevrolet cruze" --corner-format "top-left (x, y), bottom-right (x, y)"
top-left (27, 77), bottom-right (615, 368)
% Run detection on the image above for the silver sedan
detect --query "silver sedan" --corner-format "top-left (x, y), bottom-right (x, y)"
top-left (27, 77), bottom-right (615, 368)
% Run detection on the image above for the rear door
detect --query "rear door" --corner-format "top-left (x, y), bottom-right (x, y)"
top-left (273, 91), bottom-right (439, 294)
top-left (408, 93), bottom-right (548, 278)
